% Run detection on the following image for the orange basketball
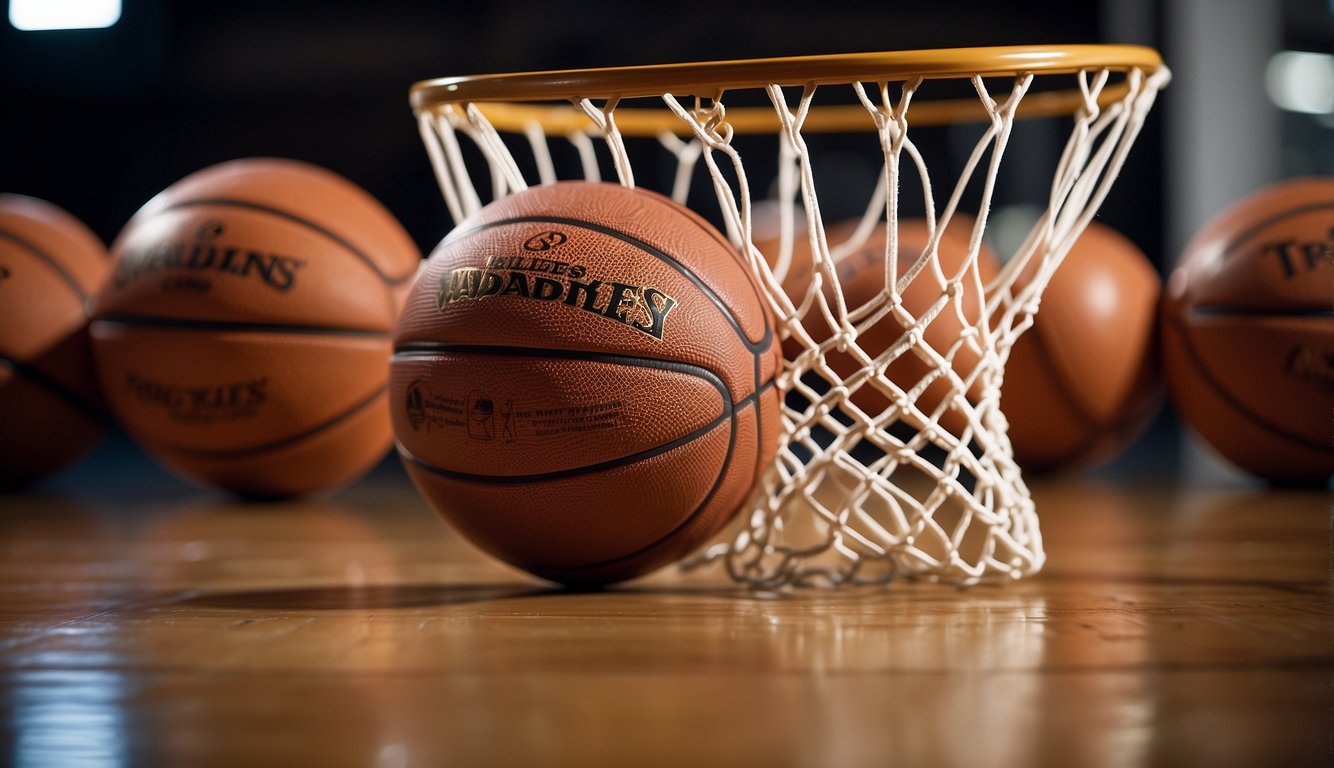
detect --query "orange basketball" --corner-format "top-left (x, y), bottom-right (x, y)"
top-left (90, 158), bottom-right (420, 497)
top-left (0, 195), bottom-right (110, 487)
top-left (391, 181), bottom-right (780, 585)
top-left (759, 217), bottom-right (998, 433)
top-left (1001, 222), bottom-right (1163, 472)
top-left (1162, 177), bottom-right (1334, 483)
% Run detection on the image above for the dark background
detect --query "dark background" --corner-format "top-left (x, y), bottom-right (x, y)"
top-left (2, 0), bottom-right (1331, 486)
top-left (0, 0), bottom-right (1134, 256)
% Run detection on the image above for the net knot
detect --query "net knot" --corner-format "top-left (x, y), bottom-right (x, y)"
top-left (692, 98), bottom-right (734, 147)
top-left (1077, 69), bottom-right (1107, 120)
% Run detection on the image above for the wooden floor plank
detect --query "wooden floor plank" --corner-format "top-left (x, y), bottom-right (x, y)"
top-left (0, 464), bottom-right (1329, 767)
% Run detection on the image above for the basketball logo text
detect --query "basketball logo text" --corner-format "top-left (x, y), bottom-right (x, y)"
top-left (1259, 224), bottom-right (1334, 279)
top-left (436, 241), bottom-right (677, 340)
top-left (1287, 345), bottom-right (1334, 388)
top-left (401, 379), bottom-right (624, 443)
top-left (524, 231), bottom-right (567, 251)
top-left (402, 380), bottom-right (465, 434)
top-left (114, 220), bottom-right (307, 293)
top-left (124, 370), bottom-right (268, 423)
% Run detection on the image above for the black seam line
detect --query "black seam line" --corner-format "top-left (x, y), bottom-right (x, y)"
top-left (531, 399), bottom-right (739, 576)
top-left (397, 408), bottom-right (731, 488)
top-left (1013, 322), bottom-right (1163, 461)
top-left (1024, 324), bottom-right (1097, 427)
top-left (0, 229), bottom-right (89, 302)
top-left (1221, 200), bottom-right (1334, 260)
top-left (393, 342), bottom-right (777, 408)
top-left (664, 195), bottom-right (773, 338)
top-left (0, 355), bottom-right (105, 423)
top-left (752, 349), bottom-right (766, 483)
top-left (140, 384), bottom-right (388, 459)
top-left (159, 198), bottom-right (416, 286)
top-left (403, 388), bottom-right (777, 579)
top-left (405, 368), bottom-right (743, 576)
top-left (532, 385), bottom-right (781, 575)
top-left (391, 342), bottom-right (771, 405)
top-left (396, 347), bottom-right (734, 484)
top-left (92, 315), bottom-right (391, 338)
top-left (444, 215), bottom-right (774, 354)
top-left (1165, 314), bottom-right (1333, 452)
top-left (393, 344), bottom-right (774, 575)
top-left (1189, 306), bottom-right (1334, 318)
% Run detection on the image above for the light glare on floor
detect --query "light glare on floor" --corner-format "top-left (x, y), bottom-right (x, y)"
top-left (9, 0), bottom-right (121, 31)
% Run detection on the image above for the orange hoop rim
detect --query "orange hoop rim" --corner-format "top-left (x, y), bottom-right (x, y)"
top-left (410, 44), bottom-right (1165, 110)
top-left (428, 84), bottom-right (1143, 135)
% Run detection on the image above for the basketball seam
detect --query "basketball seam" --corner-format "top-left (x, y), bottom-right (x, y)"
top-left (1022, 326), bottom-right (1098, 428)
top-left (138, 384), bottom-right (388, 459)
top-left (392, 346), bottom-right (769, 576)
top-left (528, 382), bottom-right (786, 577)
top-left (1164, 313), bottom-right (1332, 452)
top-left (442, 215), bottom-right (774, 354)
top-left (391, 346), bottom-right (778, 482)
top-left (400, 391), bottom-right (774, 579)
top-left (644, 188), bottom-right (773, 332)
top-left (1219, 200), bottom-right (1334, 260)
top-left (0, 229), bottom-right (90, 302)
top-left (398, 408), bottom-right (733, 486)
top-left (158, 198), bottom-right (416, 286)
top-left (752, 349), bottom-right (766, 484)
top-left (437, 205), bottom-right (777, 528)
top-left (92, 315), bottom-right (392, 338)
top-left (1043, 392), bottom-right (1163, 471)
top-left (393, 341), bottom-right (762, 404)
top-left (0, 355), bottom-right (104, 423)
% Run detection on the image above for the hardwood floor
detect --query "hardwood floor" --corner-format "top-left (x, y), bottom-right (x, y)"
top-left (0, 448), bottom-right (1329, 767)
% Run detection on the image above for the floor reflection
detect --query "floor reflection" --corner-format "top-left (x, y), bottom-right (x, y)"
top-left (172, 582), bottom-right (552, 611)
top-left (7, 669), bottom-right (129, 768)
top-left (131, 498), bottom-right (406, 593)
top-left (0, 496), bottom-right (130, 623)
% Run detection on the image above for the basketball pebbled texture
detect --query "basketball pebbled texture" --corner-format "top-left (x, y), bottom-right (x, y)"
top-left (90, 158), bottom-right (421, 497)
top-left (1161, 176), bottom-right (1334, 483)
top-left (1001, 222), bottom-right (1163, 472)
top-left (0, 195), bottom-right (110, 488)
top-left (392, 181), bottom-right (781, 585)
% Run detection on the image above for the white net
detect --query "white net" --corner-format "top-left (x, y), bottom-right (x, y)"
top-left (415, 58), bottom-right (1169, 589)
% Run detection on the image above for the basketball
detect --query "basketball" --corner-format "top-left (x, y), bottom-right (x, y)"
top-left (758, 217), bottom-right (998, 433)
top-left (391, 181), bottom-right (780, 585)
top-left (1162, 177), bottom-right (1334, 483)
top-left (0, 195), bottom-right (109, 488)
top-left (1001, 221), bottom-right (1163, 472)
top-left (90, 158), bottom-right (421, 497)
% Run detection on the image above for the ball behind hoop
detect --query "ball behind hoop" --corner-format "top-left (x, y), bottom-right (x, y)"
top-left (1162, 177), bottom-right (1334, 483)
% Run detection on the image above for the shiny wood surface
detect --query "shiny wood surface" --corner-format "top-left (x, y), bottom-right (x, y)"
top-left (0, 451), bottom-right (1329, 768)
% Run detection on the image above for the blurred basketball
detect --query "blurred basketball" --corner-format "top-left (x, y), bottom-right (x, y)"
top-left (1162, 176), bottom-right (1334, 483)
top-left (0, 195), bottom-right (109, 488)
top-left (90, 158), bottom-right (420, 497)
top-left (1001, 221), bottom-right (1163, 472)
top-left (758, 216), bottom-right (998, 434)
top-left (392, 181), bottom-right (780, 585)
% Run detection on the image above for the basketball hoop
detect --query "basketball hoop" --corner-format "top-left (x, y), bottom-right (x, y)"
top-left (409, 45), bottom-right (1170, 588)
